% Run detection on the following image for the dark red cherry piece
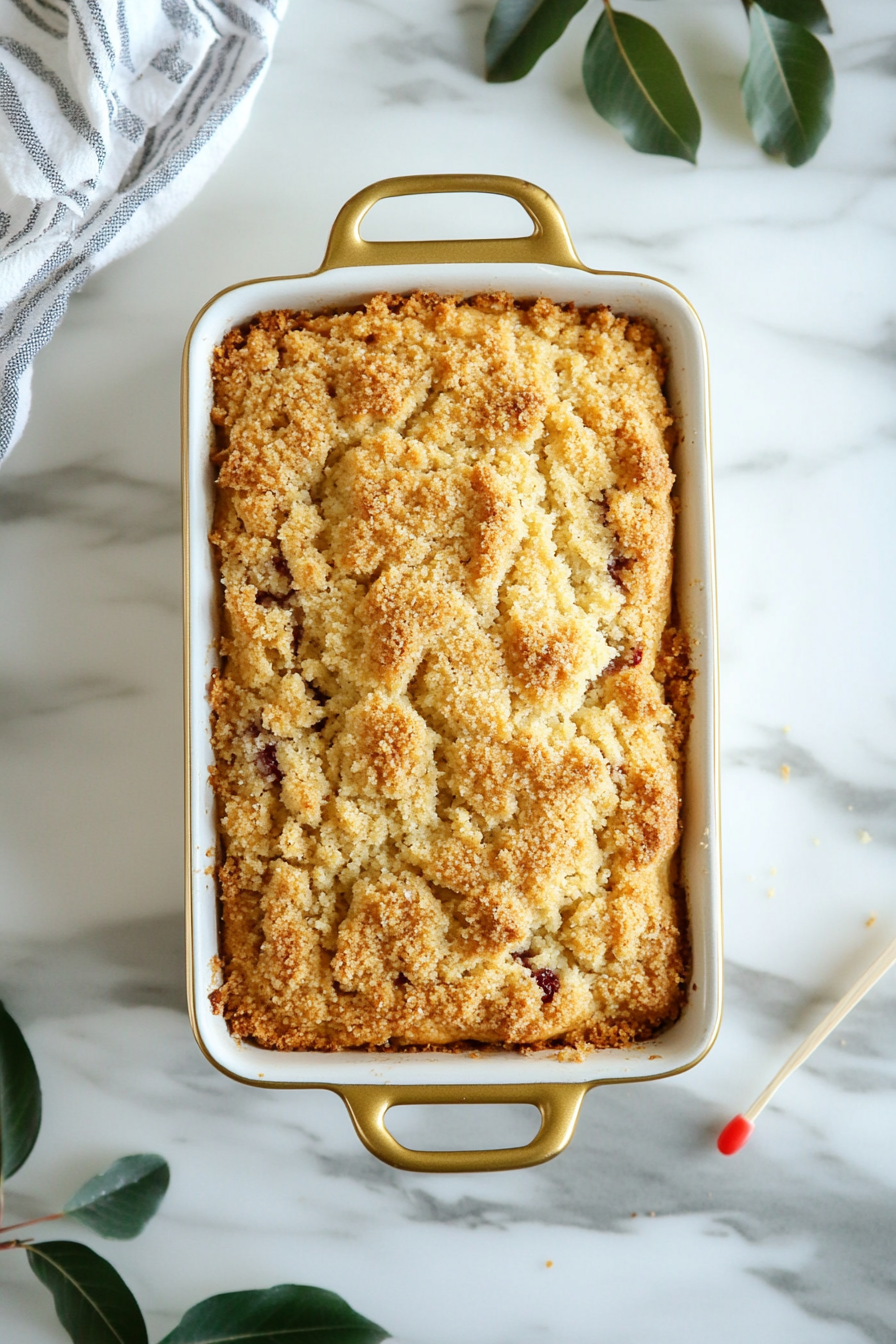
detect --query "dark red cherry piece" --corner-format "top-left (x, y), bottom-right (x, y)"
top-left (256, 743), bottom-right (283, 783)
top-left (534, 968), bottom-right (560, 1004)
top-left (512, 953), bottom-right (559, 1004)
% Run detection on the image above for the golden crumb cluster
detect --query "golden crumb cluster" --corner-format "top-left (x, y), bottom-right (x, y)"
top-left (208, 292), bottom-right (690, 1051)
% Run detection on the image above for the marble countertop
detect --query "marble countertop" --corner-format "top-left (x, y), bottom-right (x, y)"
top-left (2, 2), bottom-right (895, 1340)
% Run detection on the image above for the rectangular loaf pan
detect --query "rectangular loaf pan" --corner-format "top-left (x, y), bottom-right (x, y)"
top-left (183, 175), bottom-right (722, 1171)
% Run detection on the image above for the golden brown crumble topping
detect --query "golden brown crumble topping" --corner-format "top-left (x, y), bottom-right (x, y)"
top-left (208, 292), bottom-right (689, 1051)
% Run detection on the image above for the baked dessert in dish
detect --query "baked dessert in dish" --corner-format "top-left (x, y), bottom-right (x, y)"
top-left (208, 291), bottom-right (691, 1052)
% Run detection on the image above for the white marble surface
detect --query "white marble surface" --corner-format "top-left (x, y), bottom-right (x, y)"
top-left (2, 1), bottom-right (896, 1340)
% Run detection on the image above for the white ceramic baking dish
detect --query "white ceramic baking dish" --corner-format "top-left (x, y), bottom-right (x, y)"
top-left (182, 174), bottom-right (721, 1172)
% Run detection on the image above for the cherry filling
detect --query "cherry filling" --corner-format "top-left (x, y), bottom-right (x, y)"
top-left (602, 644), bottom-right (643, 678)
top-left (512, 952), bottom-right (560, 1004)
top-left (534, 968), bottom-right (560, 1004)
top-left (608, 554), bottom-right (633, 588)
top-left (256, 743), bottom-right (283, 784)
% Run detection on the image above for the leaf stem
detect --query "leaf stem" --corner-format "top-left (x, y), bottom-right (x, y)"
top-left (0, 1237), bottom-right (34, 1252)
top-left (0, 1211), bottom-right (65, 1234)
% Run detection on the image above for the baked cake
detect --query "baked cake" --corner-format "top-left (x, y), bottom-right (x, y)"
top-left (208, 292), bottom-right (690, 1051)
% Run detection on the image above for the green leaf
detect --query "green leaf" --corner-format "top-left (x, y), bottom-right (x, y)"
top-left (582, 6), bottom-right (701, 164)
top-left (742, 5), bottom-right (834, 166)
top-left (485, 0), bottom-right (588, 82)
top-left (64, 1154), bottom-right (170, 1240)
top-left (0, 997), bottom-right (42, 1181)
top-left (750, 0), bottom-right (832, 35)
top-left (26, 1241), bottom-right (148, 1344)
top-left (158, 1285), bottom-right (390, 1344)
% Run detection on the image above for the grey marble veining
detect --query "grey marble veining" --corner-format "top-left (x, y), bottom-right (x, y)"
top-left (0, 674), bottom-right (140, 728)
top-left (1, 914), bottom-right (187, 1024)
top-left (2, 1), bottom-right (896, 1340)
top-left (0, 463), bottom-right (180, 542)
top-left (728, 735), bottom-right (896, 843)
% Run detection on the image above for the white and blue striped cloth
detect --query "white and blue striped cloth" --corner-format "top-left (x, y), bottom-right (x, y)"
top-left (0, 0), bottom-right (286, 461)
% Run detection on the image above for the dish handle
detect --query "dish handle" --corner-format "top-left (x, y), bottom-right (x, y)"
top-left (320, 174), bottom-right (584, 272)
top-left (336, 1082), bottom-right (589, 1173)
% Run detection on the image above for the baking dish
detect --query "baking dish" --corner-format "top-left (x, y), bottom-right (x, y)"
top-left (182, 174), bottom-right (721, 1173)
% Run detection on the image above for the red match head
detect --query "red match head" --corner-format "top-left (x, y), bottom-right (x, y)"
top-left (717, 1114), bottom-right (755, 1155)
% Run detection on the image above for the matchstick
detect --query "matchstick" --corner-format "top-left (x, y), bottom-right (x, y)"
top-left (717, 932), bottom-right (896, 1155)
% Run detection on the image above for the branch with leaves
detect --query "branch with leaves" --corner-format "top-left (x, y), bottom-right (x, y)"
top-left (1, 1000), bottom-right (389, 1344)
top-left (485, 0), bottom-right (835, 166)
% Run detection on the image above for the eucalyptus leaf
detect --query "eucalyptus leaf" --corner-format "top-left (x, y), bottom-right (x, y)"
top-left (749, 0), bottom-right (832, 35)
top-left (158, 1285), bottom-right (390, 1344)
top-left (0, 997), bottom-right (42, 1181)
top-left (582, 7), bottom-right (701, 163)
top-left (26, 1240), bottom-right (148, 1344)
top-left (64, 1154), bottom-right (170, 1240)
top-left (486, 0), bottom-right (588, 82)
top-left (742, 5), bottom-right (834, 166)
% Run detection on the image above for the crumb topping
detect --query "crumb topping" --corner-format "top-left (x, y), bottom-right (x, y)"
top-left (208, 292), bottom-right (688, 1051)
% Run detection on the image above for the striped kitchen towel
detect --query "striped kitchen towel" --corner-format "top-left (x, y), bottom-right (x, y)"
top-left (0, 0), bottom-right (286, 461)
